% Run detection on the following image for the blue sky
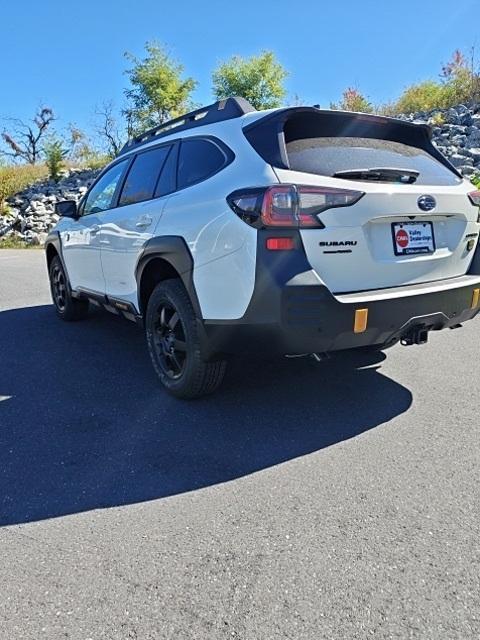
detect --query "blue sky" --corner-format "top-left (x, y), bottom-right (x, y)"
top-left (0, 0), bottom-right (478, 136)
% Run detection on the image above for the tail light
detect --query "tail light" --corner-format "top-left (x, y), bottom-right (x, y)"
top-left (468, 190), bottom-right (480, 206)
top-left (227, 185), bottom-right (364, 228)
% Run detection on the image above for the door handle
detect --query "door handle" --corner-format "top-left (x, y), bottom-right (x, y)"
top-left (91, 225), bottom-right (100, 235)
top-left (136, 215), bottom-right (153, 228)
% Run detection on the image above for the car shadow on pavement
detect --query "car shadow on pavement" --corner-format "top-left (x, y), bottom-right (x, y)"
top-left (0, 304), bottom-right (413, 526)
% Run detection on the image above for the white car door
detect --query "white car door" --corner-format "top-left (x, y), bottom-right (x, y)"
top-left (61, 159), bottom-right (129, 293)
top-left (99, 143), bottom-right (177, 306)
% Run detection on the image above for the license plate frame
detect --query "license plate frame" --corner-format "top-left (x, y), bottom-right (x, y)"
top-left (392, 221), bottom-right (436, 256)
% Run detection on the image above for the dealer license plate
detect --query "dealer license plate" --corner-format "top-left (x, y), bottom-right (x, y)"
top-left (392, 221), bottom-right (435, 256)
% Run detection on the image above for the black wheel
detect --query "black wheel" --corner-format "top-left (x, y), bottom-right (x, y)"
top-left (49, 255), bottom-right (89, 321)
top-left (145, 279), bottom-right (227, 399)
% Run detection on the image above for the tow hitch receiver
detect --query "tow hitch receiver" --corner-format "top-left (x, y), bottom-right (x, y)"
top-left (401, 326), bottom-right (430, 346)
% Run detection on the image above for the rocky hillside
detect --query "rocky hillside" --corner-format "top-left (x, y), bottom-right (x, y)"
top-left (0, 168), bottom-right (99, 245)
top-left (398, 103), bottom-right (480, 176)
top-left (1, 103), bottom-right (480, 245)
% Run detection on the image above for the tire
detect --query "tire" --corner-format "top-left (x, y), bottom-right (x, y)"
top-left (145, 279), bottom-right (227, 399)
top-left (49, 255), bottom-right (89, 321)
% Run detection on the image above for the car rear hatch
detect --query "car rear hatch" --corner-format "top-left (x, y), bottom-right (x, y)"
top-left (244, 108), bottom-right (480, 293)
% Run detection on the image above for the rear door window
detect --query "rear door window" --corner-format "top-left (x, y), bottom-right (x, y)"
top-left (155, 144), bottom-right (178, 197)
top-left (286, 137), bottom-right (460, 186)
top-left (177, 138), bottom-right (228, 190)
top-left (119, 145), bottom-right (171, 206)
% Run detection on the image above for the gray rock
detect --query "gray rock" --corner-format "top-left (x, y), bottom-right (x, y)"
top-left (451, 135), bottom-right (467, 147)
top-left (468, 148), bottom-right (480, 163)
top-left (460, 112), bottom-right (473, 127)
top-left (466, 130), bottom-right (480, 147)
top-left (0, 167), bottom-right (101, 244)
top-left (449, 153), bottom-right (469, 167)
top-left (446, 108), bottom-right (461, 125)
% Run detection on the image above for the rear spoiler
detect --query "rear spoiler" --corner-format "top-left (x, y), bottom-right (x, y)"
top-left (243, 107), bottom-right (462, 179)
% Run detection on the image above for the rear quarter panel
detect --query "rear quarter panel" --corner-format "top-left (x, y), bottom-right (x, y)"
top-left (155, 122), bottom-right (279, 320)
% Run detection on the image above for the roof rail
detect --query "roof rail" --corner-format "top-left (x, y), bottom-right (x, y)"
top-left (118, 97), bottom-right (256, 156)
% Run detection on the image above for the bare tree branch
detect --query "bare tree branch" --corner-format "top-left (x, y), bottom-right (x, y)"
top-left (95, 101), bottom-right (123, 157)
top-left (1, 106), bottom-right (55, 164)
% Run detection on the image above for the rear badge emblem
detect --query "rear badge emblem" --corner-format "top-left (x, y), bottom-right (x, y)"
top-left (417, 195), bottom-right (436, 212)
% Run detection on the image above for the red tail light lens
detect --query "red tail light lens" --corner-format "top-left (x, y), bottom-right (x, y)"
top-left (228, 185), bottom-right (364, 228)
top-left (468, 190), bottom-right (480, 206)
top-left (262, 186), bottom-right (298, 226)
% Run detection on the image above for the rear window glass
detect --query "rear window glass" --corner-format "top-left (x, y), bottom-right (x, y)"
top-left (286, 136), bottom-right (460, 186)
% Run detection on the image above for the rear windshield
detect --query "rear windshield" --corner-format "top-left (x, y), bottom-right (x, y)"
top-left (286, 136), bottom-right (461, 186)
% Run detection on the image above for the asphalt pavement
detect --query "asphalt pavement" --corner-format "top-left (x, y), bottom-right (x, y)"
top-left (0, 249), bottom-right (479, 639)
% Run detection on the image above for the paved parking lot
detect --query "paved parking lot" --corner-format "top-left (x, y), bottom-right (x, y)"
top-left (1, 249), bottom-right (479, 639)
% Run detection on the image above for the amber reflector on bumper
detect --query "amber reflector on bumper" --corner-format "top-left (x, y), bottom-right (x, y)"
top-left (354, 309), bottom-right (369, 333)
top-left (472, 289), bottom-right (480, 309)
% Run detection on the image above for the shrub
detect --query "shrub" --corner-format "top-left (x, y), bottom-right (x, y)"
top-left (0, 164), bottom-right (48, 213)
top-left (394, 81), bottom-right (449, 114)
top-left (391, 49), bottom-right (480, 114)
top-left (429, 112), bottom-right (446, 126)
top-left (74, 148), bottom-right (111, 171)
top-left (471, 174), bottom-right (480, 189)
top-left (441, 49), bottom-right (480, 105)
top-left (331, 87), bottom-right (373, 113)
top-left (44, 139), bottom-right (68, 182)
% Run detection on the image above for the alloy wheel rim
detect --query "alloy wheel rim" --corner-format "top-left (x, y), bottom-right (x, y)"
top-left (52, 265), bottom-right (67, 311)
top-left (152, 302), bottom-right (187, 380)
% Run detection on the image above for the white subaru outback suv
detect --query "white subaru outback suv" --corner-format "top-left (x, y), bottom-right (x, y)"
top-left (45, 97), bottom-right (480, 398)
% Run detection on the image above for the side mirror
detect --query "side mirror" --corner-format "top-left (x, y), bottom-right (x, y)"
top-left (55, 200), bottom-right (78, 218)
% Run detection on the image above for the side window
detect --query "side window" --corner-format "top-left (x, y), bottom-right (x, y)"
top-left (177, 139), bottom-right (227, 190)
top-left (119, 146), bottom-right (171, 206)
top-left (83, 160), bottom-right (129, 215)
top-left (155, 144), bottom-right (178, 197)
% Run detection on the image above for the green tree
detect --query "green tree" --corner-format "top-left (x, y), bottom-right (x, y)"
top-left (330, 87), bottom-right (373, 113)
top-left (212, 51), bottom-right (287, 110)
top-left (123, 42), bottom-right (197, 136)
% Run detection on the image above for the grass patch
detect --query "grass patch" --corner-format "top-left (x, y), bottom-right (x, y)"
top-left (0, 236), bottom-right (37, 249)
top-left (0, 164), bottom-right (49, 213)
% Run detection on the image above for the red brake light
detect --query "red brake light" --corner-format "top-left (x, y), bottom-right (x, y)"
top-left (228, 185), bottom-right (364, 228)
top-left (262, 186), bottom-right (298, 227)
top-left (468, 190), bottom-right (480, 206)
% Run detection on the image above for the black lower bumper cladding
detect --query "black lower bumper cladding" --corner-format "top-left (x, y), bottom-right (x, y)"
top-left (203, 231), bottom-right (480, 358)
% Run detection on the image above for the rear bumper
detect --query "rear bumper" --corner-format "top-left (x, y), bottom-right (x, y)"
top-left (203, 231), bottom-right (480, 358)
top-left (204, 275), bottom-right (480, 357)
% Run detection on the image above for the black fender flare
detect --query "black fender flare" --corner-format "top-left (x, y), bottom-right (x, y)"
top-left (135, 236), bottom-right (218, 359)
top-left (44, 231), bottom-right (80, 299)
top-left (135, 235), bottom-right (204, 323)
top-left (44, 230), bottom-right (68, 276)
